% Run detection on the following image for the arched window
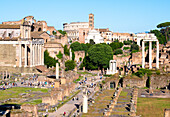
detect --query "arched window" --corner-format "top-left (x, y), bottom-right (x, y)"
top-left (38, 28), bottom-right (42, 32)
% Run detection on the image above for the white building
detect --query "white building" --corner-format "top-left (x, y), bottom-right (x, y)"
top-left (85, 29), bottom-right (104, 44)
top-left (136, 33), bottom-right (157, 46)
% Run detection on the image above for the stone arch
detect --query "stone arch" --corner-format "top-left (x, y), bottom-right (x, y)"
top-left (38, 28), bottom-right (42, 32)
top-left (110, 81), bottom-right (116, 89)
top-left (31, 25), bottom-right (35, 32)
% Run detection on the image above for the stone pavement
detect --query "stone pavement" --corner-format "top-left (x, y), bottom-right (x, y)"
top-left (48, 91), bottom-right (83, 117)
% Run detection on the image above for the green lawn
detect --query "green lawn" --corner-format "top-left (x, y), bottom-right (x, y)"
top-left (137, 97), bottom-right (170, 117)
top-left (0, 87), bottom-right (49, 100)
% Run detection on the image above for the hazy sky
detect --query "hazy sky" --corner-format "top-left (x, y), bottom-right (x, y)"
top-left (0, 0), bottom-right (170, 33)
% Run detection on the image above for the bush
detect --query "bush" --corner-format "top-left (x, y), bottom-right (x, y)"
top-left (56, 51), bottom-right (63, 59)
top-left (123, 47), bottom-right (130, 50)
top-left (44, 50), bottom-right (58, 68)
top-left (134, 68), bottom-right (152, 78)
top-left (123, 40), bottom-right (131, 45)
top-left (65, 60), bottom-right (76, 71)
top-left (156, 70), bottom-right (160, 75)
top-left (64, 45), bottom-right (69, 56)
top-left (114, 49), bottom-right (123, 55)
top-left (79, 57), bottom-right (82, 62)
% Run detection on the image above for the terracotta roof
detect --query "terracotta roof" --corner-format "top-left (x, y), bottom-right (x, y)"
top-left (0, 24), bottom-right (20, 29)
top-left (31, 32), bottom-right (43, 39)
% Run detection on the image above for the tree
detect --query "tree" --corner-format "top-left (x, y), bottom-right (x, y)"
top-left (87, 44), bottom-right (113, 69)
top-left (65, 60), bottom-right (76, 71)
top-left (90, 39), bottom-right (95, 45)
top-left (150, 30), bottom-right (166, 44)
top-left (52, 31), bottom-right (57, 35)
top-left (131, 43), bottom-right (139, 53)
top-left (114, 49), bottom-right (123, 55)
top-left (109, 42), bottom-right (123, 51)
top-left (58, 30), bottom-right (67, 36)
top-left (123, 40), bottom-right (131, 45)
top-left (70, 42), bottom-right (82, 51)
top-left (64, 45), bottom-right (70, 56)
top-left (81, 43), bottom-right (88, 53)
top-left (72, 50), bottom-right (75, 61)
top-left (157, 22), bottom-right (170, 42)
top-left (56, 51), bottom-right (63, 59)
top-left (44, 50), bottom-right (58, 68)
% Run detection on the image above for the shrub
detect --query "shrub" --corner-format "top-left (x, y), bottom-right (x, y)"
top-left (156, 70), bottom-right (160, 75)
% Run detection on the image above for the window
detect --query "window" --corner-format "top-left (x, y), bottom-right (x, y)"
top-left (90, 24), bottom-right (92, 26)
top-left (89, 17), bottom-right (93, 19)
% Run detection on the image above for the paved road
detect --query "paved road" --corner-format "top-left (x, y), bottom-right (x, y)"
top-left (48, 92), bottom-right (83, 117)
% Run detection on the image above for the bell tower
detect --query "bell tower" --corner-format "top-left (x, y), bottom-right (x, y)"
top-left (89, 13), bottom-right (94, 30)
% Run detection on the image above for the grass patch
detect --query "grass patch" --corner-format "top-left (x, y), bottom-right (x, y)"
top-left (0, 87), bottom-right (49, 100)
top-left (137, 97), bottom-right (170, 117)
top-left (119, 91), bottom-right (128, 97)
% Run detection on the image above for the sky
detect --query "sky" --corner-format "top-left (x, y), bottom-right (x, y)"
top-left (0, 0), bottom-right (170, 33)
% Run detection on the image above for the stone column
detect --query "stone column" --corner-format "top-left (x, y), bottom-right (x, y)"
top-left (142, 41), bottom-right (145, 68)
top-left (156, 41), bottom-right (159, 69)
top-left (149, 41), bottom-right (152, 69)
top-left (35, 44), bottom-right (37, 66)
top-left (19, 43), bottom-right (22, 67)
top-left (110, 61), bottom-right (112, 71)
top-left (24, 44), bottom-right (27, 67)
top-left (30, 43), bottom-right (33, 67)
top-left (56, 63), bottom-right (59, 79)
top-left (33, 44), bottom-right (35, 66)
top-left (69, 48), bottom-right (72, 60)
top-left (40, 44), bottom-right (42, 65)
top-left (83, 92), bottom-right (88, 113)
top-left (2, 71), bottom-right (4, 80)
top-left (42, 46), bottom-right (44, 65)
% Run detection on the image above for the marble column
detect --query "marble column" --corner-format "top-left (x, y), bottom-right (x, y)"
top-left (83, 92), bottom-right (88, 113)
top-left (42, 46), bottom-right (44, 65)
top-left (6, 70), bottom-right (7, 79)
top-left (24, 44), bottom-right (27, 67)
top-left (30, 43), bottom-right (33, 67)
top-left (33, 44), bottom-right (35, 66)
top-left (35, 44), bottom-right (37, 66)
top-left (110, 61), bottom-right (112, 71)
top-left (156, 41), bottom-right (159, 69)
top-left (19, 43), bottom-right (22, 67)
top-left (142, 41), bottom-right (145, 68)
top-left (56, 63), bottom-right (59, 79)
top-left (149, 41), bottom-right (152, 69)
top-left (2, 71), bottom-right (4, 80)
top-left (40, 44), bottom-right (42, 65)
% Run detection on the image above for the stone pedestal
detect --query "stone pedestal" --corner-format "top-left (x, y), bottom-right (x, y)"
top-left (60, 77), bottom-right (66, 85)
top-left (54, 80), bottom-right (60, 88)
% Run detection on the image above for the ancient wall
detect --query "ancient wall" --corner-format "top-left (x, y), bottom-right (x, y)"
top-left (0, 44), bottom-right (16, 66)
top-left (74, 51), bottom-right (85, 62)
top-left (123, 75), bottom-right (147, 88)
top-left (164, 109), bottom-right (170, 117)
top-left (21, 104), bottom-right (38, 117)
top-left (150, 74), bottom-right (170, 89)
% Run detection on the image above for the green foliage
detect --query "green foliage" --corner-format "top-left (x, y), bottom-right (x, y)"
top-left (131, 43), bottom-right (139, 53)
top-left (81, 43), bottom-right (88, 53)
top-left (80, 56), bottom-right (98, 70)
top-left (123, 40), bottom-right (132, 45)
top-left (44, 50), bottom-right (58, 68)
top-left (156, 70), bottom-right (160, 75)
top-left (102, 80), bottom-right (105, 84)
top-left (87, 44), bottom-right (113, 69)
top-left (109, 42), bottom-right (123, 51)
top-left (90, 39), bottom-right (95, 45)
top-left (79, 57), bottom-right (82, 62)
top-left (52, 31), bottom-right (57, 35)
top-left (123, 47), bottom-right (130, 50)
top-left (56, 51), bottom-right (63, 59)
top-left (114, 49), bottom-right (123, 55)
top-left (64, 45), bottom-right (70, 56)
top-left (150, 30), bottom-right (166, 44)
top-left (134, 68), bottom-right (152, 78)
top-left (70, 42), bottom-right (82, 51)
top-left (58, 30), bottom-right (67, 36)
top-left (157, 22), bottom-right (170, 28)
top-left (65, 60), bottom-right (76, 71)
